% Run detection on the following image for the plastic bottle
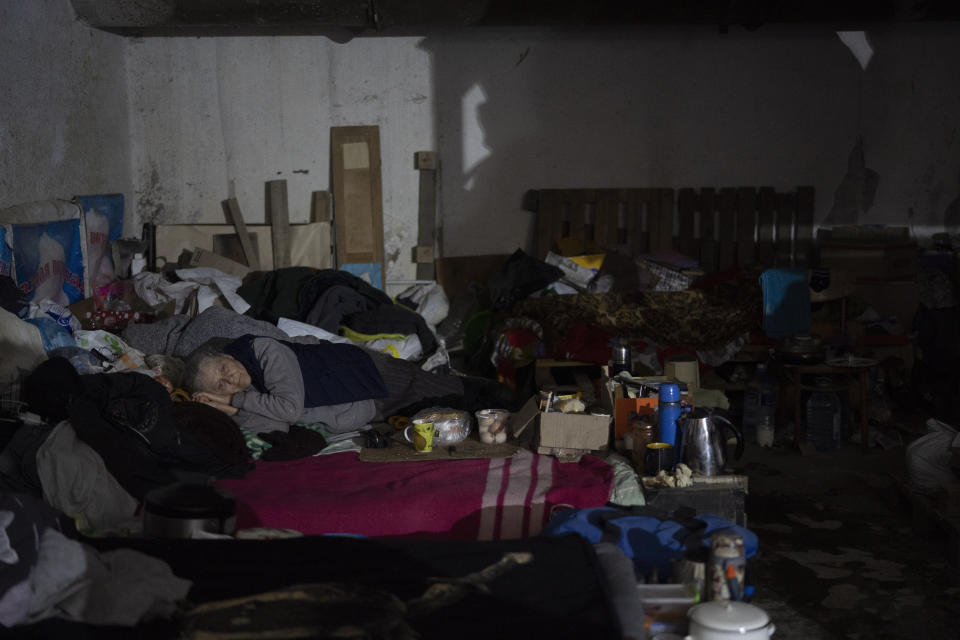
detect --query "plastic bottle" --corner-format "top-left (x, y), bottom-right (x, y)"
top-left (757, 369), bottom-right (777, 432)
top-left (756, 414), bottom-right (775, 447)
top-left (743, 363), bottom-right (776, 435)
top-left (806, 377), bottom-right (842, 451)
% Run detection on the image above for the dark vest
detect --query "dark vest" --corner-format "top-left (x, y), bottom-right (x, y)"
top-left (224, 335), bottom-right (387, 407)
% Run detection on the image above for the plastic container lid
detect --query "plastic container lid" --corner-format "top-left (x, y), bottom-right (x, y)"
top-left (659, 383), bottom-right (681, 403)
top-left (688, 601), bottom-right (771, 632)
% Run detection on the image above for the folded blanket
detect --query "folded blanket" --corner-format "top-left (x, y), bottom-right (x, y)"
top-left (121, 306), bottom-right (289, 357)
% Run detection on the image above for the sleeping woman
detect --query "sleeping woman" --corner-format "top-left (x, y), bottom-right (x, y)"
top-left (184, 334), bottom-right (470, 436)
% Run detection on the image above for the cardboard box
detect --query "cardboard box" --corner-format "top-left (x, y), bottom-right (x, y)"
top-left (819, 242), bottom-right (918, 281)
top-left (511, 396), bottom-right (611, 461)
top-left (854, 279), bottom-right (920, 329)
top-left (155, 222), bottom-right (331, 271)
top-left (601, 372), bottom-right (662, 438)
top-left (615, 397), bottom-right (658, 438)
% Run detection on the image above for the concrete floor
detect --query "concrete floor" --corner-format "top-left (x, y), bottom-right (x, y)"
top-left (737, 437), bottom-right (960, 639)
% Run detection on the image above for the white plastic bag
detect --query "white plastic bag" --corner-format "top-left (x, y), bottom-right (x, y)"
top-left (905, 419), bottom-right (960, 494)
top-left (0, 308), bottom-right (47, 384)
top-left (397, 283), bottom-right (449, 329)
top-left (73, 329), bottom-right (146, 371)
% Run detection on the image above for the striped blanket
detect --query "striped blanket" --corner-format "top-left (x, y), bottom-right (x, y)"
top-left (217, 450), bottom-right (613, 540)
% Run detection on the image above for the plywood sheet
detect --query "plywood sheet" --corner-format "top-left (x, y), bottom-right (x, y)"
top-left (221, 197), bottom-right (260, 270)
top-left (267, 180), bottom-right (291, 269)
top-left (156, 223), bottom-right (331, 270)
top-left (331, 126), bottom-right (385, 288)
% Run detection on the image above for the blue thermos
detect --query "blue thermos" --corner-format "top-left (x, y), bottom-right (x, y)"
top-left (657, 384), bottom-right (688, 467)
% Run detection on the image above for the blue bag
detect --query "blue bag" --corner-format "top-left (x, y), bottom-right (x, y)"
top-left (543, 506), bottom-right (757, 582)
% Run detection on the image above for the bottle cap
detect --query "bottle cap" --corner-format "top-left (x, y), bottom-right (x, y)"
top-left (659, 383), bottom-right (681, 402)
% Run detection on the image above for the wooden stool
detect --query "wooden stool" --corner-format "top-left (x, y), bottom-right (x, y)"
top-left (780, 360), bottom-right (876, 451)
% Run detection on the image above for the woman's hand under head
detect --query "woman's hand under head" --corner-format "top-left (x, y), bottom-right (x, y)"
top-left (192, 391), bottom-right (239, 417)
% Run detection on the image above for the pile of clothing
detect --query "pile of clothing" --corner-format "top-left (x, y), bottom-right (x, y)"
top-left (0, 492), bottom-right (191, 629)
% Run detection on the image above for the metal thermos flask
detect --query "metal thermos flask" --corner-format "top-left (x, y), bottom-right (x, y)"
top-left (612, 343), bottom-right (632, 376)
top-left (657, 383), bottom-right (683, 452)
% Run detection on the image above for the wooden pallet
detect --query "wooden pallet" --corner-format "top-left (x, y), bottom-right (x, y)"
top-left (532, 186), bottom-right (814, 272)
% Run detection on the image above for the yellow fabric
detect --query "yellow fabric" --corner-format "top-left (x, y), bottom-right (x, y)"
top-left (569, 253), bottom-right (606, 270)
top-left (339, 326), bottom-right (406, 343)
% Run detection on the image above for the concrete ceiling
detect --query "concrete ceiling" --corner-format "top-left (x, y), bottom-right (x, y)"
top-left (72, 0), bottom-right (960, 40)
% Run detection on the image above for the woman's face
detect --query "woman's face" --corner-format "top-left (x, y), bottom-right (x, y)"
top-left (199, 355), bottom-right (252, 395)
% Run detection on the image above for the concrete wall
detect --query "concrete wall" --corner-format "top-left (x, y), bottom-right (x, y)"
top-left (4, 3), bottom-right (959, 276)
top-left (0, 0), bottom-right (131, 229)
top-left (126, 35), bottom-right (434, 278)
top-left (425, 26), bottom-right (960, 255)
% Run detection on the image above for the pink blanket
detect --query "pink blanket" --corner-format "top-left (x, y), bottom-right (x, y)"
top-left (217, 450), bottom-right (613, 539)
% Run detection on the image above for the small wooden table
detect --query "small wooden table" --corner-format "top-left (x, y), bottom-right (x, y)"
top-left (779, 359), bottom-right (876, 451)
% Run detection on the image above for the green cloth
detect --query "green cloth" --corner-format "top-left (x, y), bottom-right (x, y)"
top-left (605, 453), bottom-right (645, 507)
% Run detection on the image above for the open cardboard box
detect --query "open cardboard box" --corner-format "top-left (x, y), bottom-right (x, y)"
top-left (599, 369), bottom-right (663, 438)
top-left (510, 396), bottom-right (611, 462)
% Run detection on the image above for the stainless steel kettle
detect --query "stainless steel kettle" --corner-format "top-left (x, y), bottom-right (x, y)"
top-left (680, 408), bottom-right (744, 476)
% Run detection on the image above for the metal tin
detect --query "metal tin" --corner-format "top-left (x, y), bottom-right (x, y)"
top-left (611, 343), bottom-right (632, 376)
top-left (632, 419), bottom-right (657, 473)
top-left (143, 483), bottom-right (237, 539)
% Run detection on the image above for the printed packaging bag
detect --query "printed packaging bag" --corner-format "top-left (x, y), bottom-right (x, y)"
top-left (75, 194), bottom-right (124, 290)
top-left (12, 219), bottom-right (85, 305)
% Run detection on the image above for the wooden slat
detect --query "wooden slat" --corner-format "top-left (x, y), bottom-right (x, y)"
top-left (795, 185), bottom-right (815, 267)
top-left (583, 199), bottom-right (597, 243)
top-left (756, 187), bottom-right (777, 266)
top-left (625, 195), bottom-right (647, 256)
top-left (776, 191), bottom-right (796, 266)
top-left (266, 180), bottom-right (291, 269)
top-left (310, 191), bottom-right (330, 223)
top-left (735, 187), bottom-right (757, 266)
top-left (221, 197), bottom-right (260, 270)
top-left (699, 187), bottom-right (717, 273)
top-left (535, 190), bottom-right (561, 259)
top-left (595, 190), bottom-right (619, 247)
top-left (330, 125), bottom-right (385, 287)
top-left (647, 189), bottom-right (673, 253)
top-left (613, 191), bottom-right (629, 247)
top-left (568, 189), bottom-right (591, 243)
top-left (660, 189), bottom-right (675, 251)
top-left (677, 188), bottom-right (697, 260)
top-left (415, 151), bottom-right (437, 280)
top-left (717, 188), bottom-right (737, 271)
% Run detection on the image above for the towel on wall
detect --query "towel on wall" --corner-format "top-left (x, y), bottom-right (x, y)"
top-left (759, 268), bottom-right (810, 339)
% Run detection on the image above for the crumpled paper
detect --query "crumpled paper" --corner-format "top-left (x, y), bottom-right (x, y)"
top-left (646, 463), bottom-right (694, 488)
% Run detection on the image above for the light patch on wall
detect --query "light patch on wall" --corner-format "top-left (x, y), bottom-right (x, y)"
top-left (51, 122), bottom-right (66, 166)
top-left (837, 31), bottom-right (874, 71)
top-left (461, 82), bottom-right (491, 191)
